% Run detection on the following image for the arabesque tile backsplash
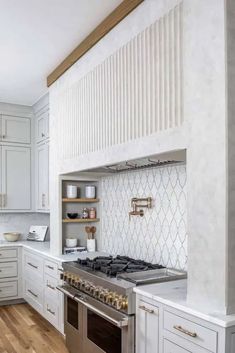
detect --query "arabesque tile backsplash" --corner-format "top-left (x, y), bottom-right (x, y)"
top-left (100, 164), bottom-right (187, 270)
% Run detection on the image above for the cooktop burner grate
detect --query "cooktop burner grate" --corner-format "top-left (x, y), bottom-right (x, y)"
top-left (76, 255), bottom-right (165, 277)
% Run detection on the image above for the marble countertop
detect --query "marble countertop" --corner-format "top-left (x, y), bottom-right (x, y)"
top-left (0, 240), bottom-right (107, 262)
top-left (134, 279), bottom-right (235, 328)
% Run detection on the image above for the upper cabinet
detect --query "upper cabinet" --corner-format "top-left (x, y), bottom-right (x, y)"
top-left (35, 109), bottom-right (49, 144)
top-left (0, 145), bottom-right (31, 210)
top-left (0, 115), bottom-right (31, 144)
top-left (36, 142), bottom-right (49, 212)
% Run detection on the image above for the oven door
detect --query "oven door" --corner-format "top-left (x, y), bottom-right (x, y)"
top-left (58, 285), bottom-right (134, 353)
top-left (63, 289), bottom-right (83, 353)
top-left (81, 295), bottom-right (134, 353)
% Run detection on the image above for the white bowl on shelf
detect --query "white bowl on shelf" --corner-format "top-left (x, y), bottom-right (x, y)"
top-left (65, 238), bottom-right (77, 248)
top-left (3, 232), bottom-right (21, 242)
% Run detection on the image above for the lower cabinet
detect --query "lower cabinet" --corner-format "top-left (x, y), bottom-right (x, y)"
top-left (0, 281), bottom-right (18, 299)
top-left (23, 249), bottom-right (64, 333)
top-left (0, 247), bottom-right (21, 301)
top-left (24, 279), bottom-right (43, 314)
top-left (164, 339), bottom-right (191, 353)
top-left (136, 293), bottom-right (235, 353)
top-left (136, 297), bottom-right (159, 353)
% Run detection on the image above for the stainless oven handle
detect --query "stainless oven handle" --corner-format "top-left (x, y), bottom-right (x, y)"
top-left (57, 286), bottom-right (128, 328)
top-left (75, 296), bottom-right (128, 328)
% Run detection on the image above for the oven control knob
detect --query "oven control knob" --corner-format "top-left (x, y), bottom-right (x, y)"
top-left (113, 295), bottom-right (125, 310)
top-left (99, 290), bottom-right (109, 302)
top-left (121, 297), bottom-right (128, 310)
top-left (73, 276), bottom-right (80, 287)
top-left (105, 292), bottom-right (116, 304)
top-left (89, 286), bottom-right (95, 296)
top-left (94, 287), bottom-right (102, 298)
top-left (80, 280), bottom-right (86, 290)
top-left (67, 273), bottom-right (73, 283)
top-left (85, 283), bottom-right (92, 292)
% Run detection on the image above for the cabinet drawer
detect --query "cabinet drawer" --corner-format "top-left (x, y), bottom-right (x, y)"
top-left (44, 296), bottom-right (59, 328)
top-left (0, 248), bottom-right (17, 259)
top-left (24, 253), bottom-right (43, 280)
top-left (44, 274), bottom-right (59, 300)
top-left (164, 339), bottom-right (191, 353)
top-left (164, 310), bottom-right (217, 353)
top-left (24, 280), bottom-right (43, 313)
top-left (0, 261), bottom-right (17, 278)
top-left (0, 281), bottom-right (18, 298)
top-left (44, 259), bottom-right (58, 279)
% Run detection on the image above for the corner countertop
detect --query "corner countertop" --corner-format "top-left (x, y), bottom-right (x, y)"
top-left (134, 280), bottom-right (235, 328)
top-left (0, 240), bottom-right (107, 263)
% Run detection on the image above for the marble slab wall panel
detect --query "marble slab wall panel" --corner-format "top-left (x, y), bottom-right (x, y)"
top-left (100, 164), bottom-right (187, 270)
top-left (0, 213), bottom-right (50, 240)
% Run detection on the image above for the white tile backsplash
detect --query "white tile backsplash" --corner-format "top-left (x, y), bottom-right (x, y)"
top-left (100, 164), bottom-right (187, 270)
top-left (0, 213), bottom-right (50, 240)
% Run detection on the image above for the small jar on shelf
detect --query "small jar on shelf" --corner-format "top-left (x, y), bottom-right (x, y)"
top-left (82, 208), bottom-right (89, 219)
top-left (89, 207), bottom-right (96, 219)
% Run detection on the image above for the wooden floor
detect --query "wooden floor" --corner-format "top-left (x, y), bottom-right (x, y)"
top-left (0, 304), bottom-right (69, 353)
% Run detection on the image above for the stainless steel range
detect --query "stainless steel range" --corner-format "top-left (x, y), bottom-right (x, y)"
top-left (58, 255), bottom-right (186, 353)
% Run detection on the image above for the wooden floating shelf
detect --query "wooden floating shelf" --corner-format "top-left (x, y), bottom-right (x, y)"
top-left (62, 218), bottom-right (100, 223)
top-left (62, 198), bottom-right (99, 203)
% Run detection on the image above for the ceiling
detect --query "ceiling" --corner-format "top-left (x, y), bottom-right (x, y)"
top-left (0, 0), bottom-right (122, 106)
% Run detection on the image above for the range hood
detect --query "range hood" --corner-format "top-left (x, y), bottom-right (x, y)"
top-left (83, 150), bottom-right (186, 174)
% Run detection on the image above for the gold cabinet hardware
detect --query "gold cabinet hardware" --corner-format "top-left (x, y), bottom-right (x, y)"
top-left (173, 325), bottom-right (197, 338)
top-left (139, 305), bottom-right (155, 314)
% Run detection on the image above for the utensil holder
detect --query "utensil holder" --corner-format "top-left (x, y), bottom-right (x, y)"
top-left (87, 239), bottom-right (96, 252)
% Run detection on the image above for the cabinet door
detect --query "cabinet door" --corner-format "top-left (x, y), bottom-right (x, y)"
top-left (1, 115), bottom-right (30, 144)
top-left (36, 110), bottom-right (49, 143)
top-left (0, 146), bottom-right (2, 209)
top-left (164, 339), bottom-right (191, 353)
top-left (1, 146), bottom-right (31, 210)
top-left (36, 143), bottom-right (49, 211)
top-left (136, 299), bottom-right (159, 353)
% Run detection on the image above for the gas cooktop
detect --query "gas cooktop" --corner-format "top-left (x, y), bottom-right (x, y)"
top-left (76, 255), bottom-right (165, 277)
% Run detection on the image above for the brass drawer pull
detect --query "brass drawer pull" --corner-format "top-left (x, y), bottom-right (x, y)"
top-left (28, 289), bottom-right (38, 298)
top-left (173, 325), bottom-right (197, 338)
top-left (47, 306), bottom-right (55, 315)
top-left (27, 262), bottom-right (38, 269)
top-left (46, 265), bottom-right (54, 270)
top-left (139, 305), bottom-right (154, 314)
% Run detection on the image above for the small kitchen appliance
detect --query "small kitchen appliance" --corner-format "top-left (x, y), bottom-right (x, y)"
top-left (27, 226), bottom-right (48, 241)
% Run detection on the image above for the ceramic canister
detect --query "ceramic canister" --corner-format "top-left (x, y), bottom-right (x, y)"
top-left (85, 185), bottom-right (96, 199)
top-left (66, 185), bottom-right (77, 198)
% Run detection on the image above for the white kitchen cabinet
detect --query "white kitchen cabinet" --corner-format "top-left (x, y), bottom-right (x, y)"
top-left (163, 339), bottom-right (192, 353)
top-left (0, 247), bottom-right (22, 302)
top-left (35, 109), bottom-right (49, 144)
top-left (1, 145), bottom-right (31, 210)
top-left (23, 249), bottom-right (64, 333)
top-left (136, 297), bottom-right (159, 353)
top-left (1, 115), bottom-right (30, 144)
top-left (36, 142), bottom-right (49, 211)
top-left (135, 291), bottom-right (235, 353)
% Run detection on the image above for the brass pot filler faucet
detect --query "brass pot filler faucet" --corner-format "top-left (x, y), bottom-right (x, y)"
top-left (129, 197), bottom-right (152, 219)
